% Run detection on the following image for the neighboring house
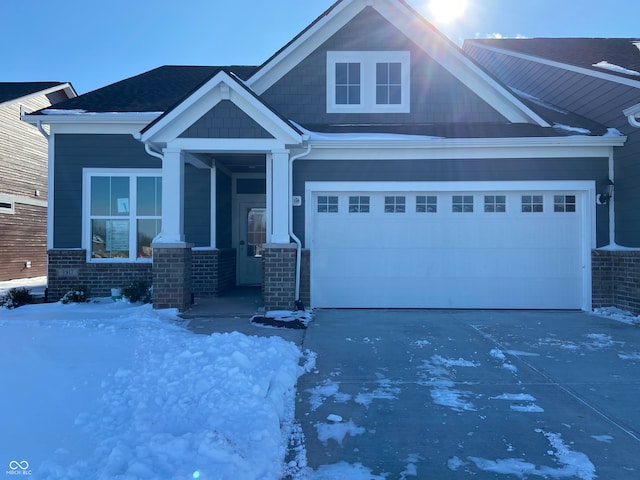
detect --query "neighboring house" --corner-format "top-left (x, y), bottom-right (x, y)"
top-left (0, 82), bottom-right (76, 282)
top-left (24, 0), bottom-right (626, 313)
top-left (463, 38), bottom-right (640, 314)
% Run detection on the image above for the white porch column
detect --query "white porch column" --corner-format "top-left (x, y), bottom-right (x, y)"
top-left (269, 149), bottom-right (291, 244)
top-left (157, 148), bottom-right (185, 244)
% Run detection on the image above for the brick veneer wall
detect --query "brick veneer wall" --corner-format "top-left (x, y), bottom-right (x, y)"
top-left (592, 250), bottom-right (640, 315)
top-left (48, 249), bottom-right (152, 301)
top-left (153, 246), bottom-right (192, 311)
top-left (262, 243), bottom-right (297, 311)
top-left (192, 248), bottom-right (236, 296)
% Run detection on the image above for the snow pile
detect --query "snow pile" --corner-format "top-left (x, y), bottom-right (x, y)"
top-left (592, 61), bottom-right (640, 76)
top-left (594, 306), bottom-right (640, 326)
top-left (553, 123), bottom-right (591, 135)
top-left (0, 300), bottom-right (311, 479)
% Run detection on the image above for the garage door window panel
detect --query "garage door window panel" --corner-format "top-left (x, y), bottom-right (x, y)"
top-left (522, 195), bottom-right (544, 213)
top-left (554, 195), bottom-right (576, 212)
top-left (349, 196), bottom-right (370, 213)
top-left (385, 196), bottom-right (406, 213)
top-left (484, 195), bottom-right (506, 213)
top-left (452, 195), bottom-right (474, 213)
top-left (416, 195), bottom-right (437, 213)
top-left (318, 196), bottom-right (339, 213)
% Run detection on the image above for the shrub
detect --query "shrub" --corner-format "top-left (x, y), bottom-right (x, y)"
top-left (0, 287), bottom-right (34, 309)
top-left (61, 285), bottom-right (92, 304)
top-left (121, 280), bottom-right (152, 304)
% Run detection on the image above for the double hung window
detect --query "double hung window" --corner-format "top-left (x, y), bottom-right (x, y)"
top-left (327, 51), bottom-right (410, 113)
top-left (85, 170), bottom-right (162, 261)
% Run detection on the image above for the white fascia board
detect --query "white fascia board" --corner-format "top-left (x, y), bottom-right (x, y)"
top-left (374, 1), bottom-right (548, 126)
top-left (303, 136), bottom-right (625, 160)
top-left (24, 112), bottom-right (160, 135)
top-left (623, 103), bottom-right (640, 117)
top-left (140, 71), bottom-right (302, 146)
top-left (248, 0), bottom-right (362, 94)
top-left (469, 43), bottom-right (640, 90)
top-left (167, 137), bottom-right (290, 153)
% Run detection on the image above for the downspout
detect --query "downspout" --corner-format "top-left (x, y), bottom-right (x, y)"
top-left (144, 143), bottom-right (164, 161)
top-left (289, 141), bottom-right (312, 307)
top-left (608, 148), bottom-right (616, 247)
top-left (36, 120), bottom-right (50, 141)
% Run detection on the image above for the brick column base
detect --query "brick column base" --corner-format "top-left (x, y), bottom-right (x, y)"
top-left (592, 249), bottom-right (640, 315)
top-left (153, 244), bottom-right (193, 312)
top-left (262, 243), bottom-right (296, 311)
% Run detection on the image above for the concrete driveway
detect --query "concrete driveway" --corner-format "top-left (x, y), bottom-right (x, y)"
top-left (295, 310), bottom-right (640, 479)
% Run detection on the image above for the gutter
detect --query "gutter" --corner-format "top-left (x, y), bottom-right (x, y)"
top-left (623, 103), bottom-right (640, 129)
top-left (288, 140), bottom-right (312, 308)
top-left (627, 114), bottom-right (640, 129)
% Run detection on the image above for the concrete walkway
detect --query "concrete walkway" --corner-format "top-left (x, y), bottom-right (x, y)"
top-left (296, 309), bottom-right (640, 479)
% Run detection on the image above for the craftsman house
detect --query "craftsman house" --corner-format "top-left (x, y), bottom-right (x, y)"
top-left (0, 82), bottom-right (75, 281)
top-left (463, 38), bottom-right (640, 314)
top-left (24, 0), bottom-right (627, 312)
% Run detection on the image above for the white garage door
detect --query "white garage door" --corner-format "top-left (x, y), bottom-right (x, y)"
top-left (310, 185), bottom-right (590, 309)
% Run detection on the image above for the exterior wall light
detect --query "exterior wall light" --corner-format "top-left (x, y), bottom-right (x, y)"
top-left (597, 178), bottom-right (614, 205)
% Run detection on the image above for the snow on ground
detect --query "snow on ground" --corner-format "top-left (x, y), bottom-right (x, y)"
top-left (469, 429), bottom-right (596, 480)
top-left (594, 306), bottom-right (640, 326)
top-left (0, 276), bottom-right (47, 297)
top-left (0, 299), bottom-right (311, 479)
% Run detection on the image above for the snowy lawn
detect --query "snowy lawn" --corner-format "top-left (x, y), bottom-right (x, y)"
top-left (0, 299), bottom-right (313, 479)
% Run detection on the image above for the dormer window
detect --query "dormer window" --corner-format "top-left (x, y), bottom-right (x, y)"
top-left (327, 51), bottom-right (410, 113)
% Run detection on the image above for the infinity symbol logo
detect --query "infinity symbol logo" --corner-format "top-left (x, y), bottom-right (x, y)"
top-left (9, 460), bottom-right (29, 470)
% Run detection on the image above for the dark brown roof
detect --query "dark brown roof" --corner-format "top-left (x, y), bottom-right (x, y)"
top-left (466, 38), bottom-right (640, 80)
top-left (0, 82), bottom-right (66, 104)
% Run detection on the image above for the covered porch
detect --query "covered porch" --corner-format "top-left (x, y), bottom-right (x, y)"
top-left (135, 69), bottom-right (306, 311)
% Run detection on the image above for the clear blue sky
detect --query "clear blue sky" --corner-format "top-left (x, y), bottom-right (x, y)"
top-left (4, 0), bottom-right (639, 94)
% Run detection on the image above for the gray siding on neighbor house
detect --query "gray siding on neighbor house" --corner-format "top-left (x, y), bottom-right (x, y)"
top-left (464, 43), bottom-right (640, 246)
top-left (292, 157), bottom-right (610, 246)
top-left (179, 100), bottom-right (273, 139)
top-left (184, 164), bottom-right (211, 247)
top-left (53, 134), bottom-right (160, 248)
top-left (263, 8), bottom-right (506, 126)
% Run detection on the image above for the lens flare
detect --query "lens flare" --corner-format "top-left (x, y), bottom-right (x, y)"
top-left (428, 0), bottom-right (467, 24)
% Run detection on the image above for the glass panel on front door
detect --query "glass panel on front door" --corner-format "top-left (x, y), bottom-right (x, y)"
top-left (247, 208), bottom-right (266, 257)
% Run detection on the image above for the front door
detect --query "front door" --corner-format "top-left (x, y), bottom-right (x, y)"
top-left (238, 202), bottom-right (266, 285)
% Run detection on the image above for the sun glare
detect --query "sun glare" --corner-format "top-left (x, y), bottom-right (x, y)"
top-left (428, 0), bottom-right (467, 24)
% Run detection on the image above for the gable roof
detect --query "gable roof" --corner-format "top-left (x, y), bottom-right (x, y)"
top-left (0, 82), bottom-right (73, 105)
top-left (138, 69), bottom-right (302, 146)
top-left (247, 0), bottom-right (548, 126)
top-left (31, 66), bottom-right (258, 114)
top-left (466, 38), bottom-right (640, 81)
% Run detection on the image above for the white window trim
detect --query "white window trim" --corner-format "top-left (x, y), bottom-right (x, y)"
top-left (82, 168), bottom-right (162, 263)
top-left (326, 51), bottom-right (411, 113)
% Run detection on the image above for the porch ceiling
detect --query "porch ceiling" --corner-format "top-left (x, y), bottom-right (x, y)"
top-left (198, 153), bottom-right (266, 173)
